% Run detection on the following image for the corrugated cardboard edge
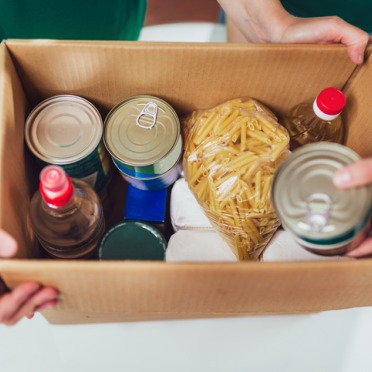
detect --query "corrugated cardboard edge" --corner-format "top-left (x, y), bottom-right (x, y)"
top-left (343, 44), bottom-right (372, 156)
top-left (0, 42), bottom-right (34, 257)
top-left (4, 40), bottom-right (356, 117)
top-left (2, 259), bottom-right (372, 324)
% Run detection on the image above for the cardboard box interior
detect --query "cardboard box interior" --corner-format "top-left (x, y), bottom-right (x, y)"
top-left (1, 40), bottom-right (372, 324)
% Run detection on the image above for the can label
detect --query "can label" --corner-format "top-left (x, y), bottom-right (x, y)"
top-left (271, 143), bottom-right (372, 256)
top-left (115, 160), bottom-right (182, 191)
top-left (113, 135), bottom-right (182, 180)
top-left (38, 141), bottom-right (112, 192)
top-left (58, 142), bottom-right (112, 192)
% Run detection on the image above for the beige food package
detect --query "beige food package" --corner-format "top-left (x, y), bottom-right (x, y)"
top-left (183, 98), bottom-right (290, 261)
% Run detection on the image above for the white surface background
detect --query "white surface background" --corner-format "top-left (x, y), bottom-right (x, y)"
top-left (2, 308), bottom-right (372, 372)
top-left (2, 23), bottom-right (372, 372)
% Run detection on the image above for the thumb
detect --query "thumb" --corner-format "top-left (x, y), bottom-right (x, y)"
top-left (0, 229), bottom-right (18, 258)
top-left (333, 158), bottom-right (372, 189)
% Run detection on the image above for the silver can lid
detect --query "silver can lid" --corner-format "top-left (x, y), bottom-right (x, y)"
top-left (272, 142), bottom-right (372, 243)
top-left (25, 95), bottom-right (103, 164)
top-left (103, 95), bottom-right (180, 166)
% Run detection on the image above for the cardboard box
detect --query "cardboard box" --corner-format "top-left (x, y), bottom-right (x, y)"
top-left (1, 39), bottom-right (372, 325)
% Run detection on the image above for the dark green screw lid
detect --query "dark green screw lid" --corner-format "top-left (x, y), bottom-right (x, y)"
top-left (98, 221), bottom-right (166, 260)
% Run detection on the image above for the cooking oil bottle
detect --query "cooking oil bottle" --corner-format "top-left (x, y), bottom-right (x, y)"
top-left (282, 87), bottom-right (346, 150)
top-left (29, 165), bottom-right (105, 259)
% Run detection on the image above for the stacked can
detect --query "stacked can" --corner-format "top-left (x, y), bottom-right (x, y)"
top-left (25, 95), bottom-right (112, 193)
top-left (98, 221), bottom-right (167, 261)
top-left (271, 142), bottom-right (372, 256)
top-left (103, 95), bottom-right (182, 191)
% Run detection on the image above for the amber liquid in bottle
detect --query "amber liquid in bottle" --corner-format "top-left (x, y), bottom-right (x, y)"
top-left (282, 102), bottom-right (344, 150)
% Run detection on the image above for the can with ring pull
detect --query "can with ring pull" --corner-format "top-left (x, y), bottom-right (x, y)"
top-left (103, 95), bottom-right (182, 190)
top-left (271, 142), bottom-right (372, 256)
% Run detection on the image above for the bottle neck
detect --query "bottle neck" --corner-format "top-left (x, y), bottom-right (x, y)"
top-left (41, 193), bottom-right (79, 217)
top-left (313, 99), bottom-right (341, 121)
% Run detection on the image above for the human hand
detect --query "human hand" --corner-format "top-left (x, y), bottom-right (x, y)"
top-left (277, 16), bottom-right (370, 65)
top-left (0, 229), bottom-right (58, 326)
top-left (218, 0), bottom-right (370, 65)
top-left (333, 158), bottom-right (372, 257)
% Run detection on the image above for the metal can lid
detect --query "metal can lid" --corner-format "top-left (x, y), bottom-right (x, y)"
top-left (103, 95), bottom-right (180, 166)
top-left (25, 95), bottom-right (103, 164)
top-left (272, 143), bottom-right (372, 242)
top-left (98, 221), bottom-right (166, 260)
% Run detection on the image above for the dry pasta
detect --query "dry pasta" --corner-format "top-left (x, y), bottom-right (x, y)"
top-left (183, 97), bottom-right (290, 261)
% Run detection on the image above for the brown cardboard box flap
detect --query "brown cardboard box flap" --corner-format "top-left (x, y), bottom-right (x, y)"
top-left (0, 39), bottom-right (371, 324)
top-left (2, 259), bottom-right (372, 324)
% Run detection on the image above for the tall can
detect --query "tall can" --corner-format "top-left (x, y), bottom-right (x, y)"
top-left (271, 142), bottom-right (372, 256)
top-left (25, 95), bottom-right (112, 193)
top-left (103, 95), bottom-right (182, 190)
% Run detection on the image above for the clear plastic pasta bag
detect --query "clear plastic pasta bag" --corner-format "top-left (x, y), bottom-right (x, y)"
top-left (183, 98), bottom-right (290, 260)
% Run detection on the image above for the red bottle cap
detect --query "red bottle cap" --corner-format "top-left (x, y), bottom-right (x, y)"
top-left (39, 165), bottom-right (73, 207)
top-left (315, 87), bottom-right (346, 115)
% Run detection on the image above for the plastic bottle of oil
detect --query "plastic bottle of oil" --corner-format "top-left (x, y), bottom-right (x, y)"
top-left (29, 165), bottom-right (105, 259)
top-left (282, 87), bottom-right (346, 150)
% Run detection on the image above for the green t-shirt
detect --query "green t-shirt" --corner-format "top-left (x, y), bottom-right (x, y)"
top-left (281, 0), bottom-right (372, 33)
top-left (0, 0), bottom-right (147, 41)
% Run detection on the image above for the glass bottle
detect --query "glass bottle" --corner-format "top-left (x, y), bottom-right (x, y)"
top-left (282, 87), bottom-right (346, 150)
top-left (29, 165), bottom-right (105, 259)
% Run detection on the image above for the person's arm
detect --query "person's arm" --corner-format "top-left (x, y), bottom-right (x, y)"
top-left (217, 0), bottom-right (370, 64)
top-left (0, 229), bottom-right (58, 326)
top-left (333, 159), bottom-right (372, 257)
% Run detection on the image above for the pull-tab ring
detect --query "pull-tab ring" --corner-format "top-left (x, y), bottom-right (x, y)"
top-left (304, 193), bottom-right (332, 233)
top-left (136, 102), bottom-right (158, 129)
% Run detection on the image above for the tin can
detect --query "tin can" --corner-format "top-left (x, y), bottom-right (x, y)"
top-left (271, 142), bottom-right (372, 256)
top-left (103, 95), bottom-right (182, 190)
top-left (25, 95), bottom-right (112, 192)
top-left (98, 221), bottom-right (166, 260)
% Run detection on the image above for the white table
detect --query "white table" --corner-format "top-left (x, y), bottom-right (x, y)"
top-left (2, 23), bottom-right (372, 372)
top-left (2, 308), bottom-right (372, 372)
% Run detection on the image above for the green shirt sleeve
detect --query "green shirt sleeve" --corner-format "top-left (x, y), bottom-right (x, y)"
top-left (281, 0), bottom-right (372, 34)
top-left (0, 0), bottom-right (147, 41)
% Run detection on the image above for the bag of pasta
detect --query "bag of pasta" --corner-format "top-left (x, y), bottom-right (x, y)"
top-left (183, 98), bottom-right (290, 261)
